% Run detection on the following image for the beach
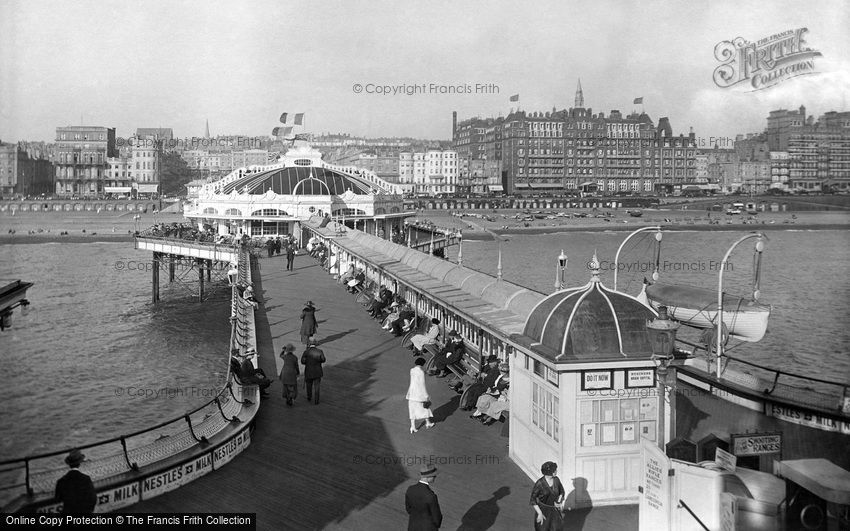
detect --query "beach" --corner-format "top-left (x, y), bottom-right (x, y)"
top-left (0, 211), bottom-right (187, 244)
top-left (410, 209), bottom-right (850, 239)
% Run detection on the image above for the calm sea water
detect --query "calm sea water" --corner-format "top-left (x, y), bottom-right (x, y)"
top-left (456, 229), bottom-right (850, 385)
top-left (0, 243), bottom-right (231, 461)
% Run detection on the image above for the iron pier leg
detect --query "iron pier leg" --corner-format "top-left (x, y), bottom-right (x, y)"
top-left (152, 252), bottom-right (160, 303)
top-left (169, 254), bottom-right (175, 282)
top-left (207, 259), bottom-right (212, 281)
top-left (197, 258), bottom-right (204, 302)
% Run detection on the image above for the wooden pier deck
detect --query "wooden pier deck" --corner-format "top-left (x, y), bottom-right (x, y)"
top-left (130, 254), bottom-right (638, 530)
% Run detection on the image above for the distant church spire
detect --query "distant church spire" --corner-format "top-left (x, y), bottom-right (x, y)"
top-left (575, 79), bottom-right (584, 108)
top-left (205, 119), bottom-right (210, 139)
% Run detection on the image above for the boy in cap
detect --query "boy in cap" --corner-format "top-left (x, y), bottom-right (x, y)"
top-left (405, 464), bottom-right (442, 530)
top-left (55, 449), bottom-right (97, 514)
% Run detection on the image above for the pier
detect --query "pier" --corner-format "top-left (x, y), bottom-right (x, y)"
top-left (129, 248), bottom-right (637, 530)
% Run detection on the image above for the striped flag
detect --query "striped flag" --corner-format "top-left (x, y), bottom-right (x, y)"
top-left (633, 97), bottom-right (643, 104)
top-left (272, 127), bottom-right (281, 136)
top-left (293, 133), bottom-right (311, 141)
top-left (509, 94), bottom-right (519, 102)
top-left (280, 113), bottom-right (288, 123)
top-left (282, 126), bottom-right (293, 136)
top-left (294, 113), bottom-right (305, 125)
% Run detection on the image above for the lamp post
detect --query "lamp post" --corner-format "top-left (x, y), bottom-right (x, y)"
top-left (457, 231), bottom-right (463, 267)
top-left (647, 305), bottom-right (680, 447)
top-left (554, 249), bottom-right (568, 291)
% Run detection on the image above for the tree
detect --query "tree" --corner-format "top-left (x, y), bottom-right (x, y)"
top-left (159, 152), bottom-right (194, 197)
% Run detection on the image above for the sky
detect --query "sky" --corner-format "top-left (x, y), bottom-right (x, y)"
top-left (1, 0), bottom-right (848, 144)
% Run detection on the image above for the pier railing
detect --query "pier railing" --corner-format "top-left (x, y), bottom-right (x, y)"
top-left (0, 247), bottom-right (259, 513)
top-left (675, 337), bottom-right (850, 414)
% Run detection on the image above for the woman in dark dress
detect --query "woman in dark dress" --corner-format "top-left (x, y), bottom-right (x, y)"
top-left (300, 301), bottom-right (318, 344)
top-left (530, 461), bottom-right (564, 531)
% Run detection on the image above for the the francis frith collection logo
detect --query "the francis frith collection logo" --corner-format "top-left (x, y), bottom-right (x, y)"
top-left (713, 28), bottom-right (822, 91)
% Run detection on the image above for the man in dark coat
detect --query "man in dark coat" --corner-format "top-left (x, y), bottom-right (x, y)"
top-left (301, 337), bottom-right (326, 405)
top-left (433, 330), bottom-right (466, 377)
top-left (279, 343), bottom-right (299, 406)
top-left (286, 243), bottom-right (296, 271)
top-left (55, 449), bottom-right (97, 514)
top-left (300, 301), bottom-right (318, 344)
top-left (405, 464), bottom-right (442, 530)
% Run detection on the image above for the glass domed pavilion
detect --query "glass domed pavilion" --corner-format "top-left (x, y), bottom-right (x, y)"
top-left (185, 144), bottom-right (409, 241)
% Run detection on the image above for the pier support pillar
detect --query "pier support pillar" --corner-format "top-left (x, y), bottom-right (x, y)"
top-left (152, 252), bottom-right (160, 303)
top-left (169, 255), bottom-right (175, 283)
top-left (197, 258), bottom-right (204, 302)
top-left (206, 259), bottom-right (212, 282)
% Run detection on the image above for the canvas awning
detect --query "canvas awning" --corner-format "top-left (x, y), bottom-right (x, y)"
top-left (488, 185), bottom-right (504, 191)
top-left (104, 186), bottom-right (132, 193)
top-left (579, 181), bottom-right (596, 187)
top-left (514, 183), bottom-right (530, 188)
top-left (530, 183), bottom-right (559, 188)
top-left (136, 184), bottom-right (159, 193)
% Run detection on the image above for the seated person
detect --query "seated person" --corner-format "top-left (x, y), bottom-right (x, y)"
top-left (233, 352), bottom-right (271, 397)
top-left (470, 362), bottom-right (510, 425)
top-left (368, 287), bottom-right (393, 318)
top-left (382, 299), bottom-right (403, 329)
top-left (432, 330), bottom-right (466, 377)
top-left (410, 318), bottom-right (441, 355)
top-left (242, 284), bottom-right (259, 309)
top-left (347, 270), bottom-right (366, 293)
top-left (391, 303), bottom-right (416, 336)
top-left (339, 264), bottom-right (356, 285)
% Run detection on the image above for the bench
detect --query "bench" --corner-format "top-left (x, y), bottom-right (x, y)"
top-left (425, 339), bottom-right (482, 394)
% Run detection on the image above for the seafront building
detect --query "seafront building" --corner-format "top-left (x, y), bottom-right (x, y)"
top-left (53, 126), bottom-right (117, 197)
top-left (452, 82), bottom-right (698, 195)
top-left (0, 142), bottom-right (54, 197)
top-left (766, 106), bottom-right (850, 192)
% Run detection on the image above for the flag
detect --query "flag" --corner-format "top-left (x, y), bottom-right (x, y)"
top-left (633, 97), bottom-right (643, 104)
top-left (282, 126), bottom-right (293, 136)
top-left (293, 133), bottom-right (311, 141)
top-left (509, 94), bottom-right (519, 102)
top-left (272, 127), bottom-right (281, 136)
top-left (279, 113), bottom-right (288, 123)
top-left (294, 113), bottom-right (304, 125)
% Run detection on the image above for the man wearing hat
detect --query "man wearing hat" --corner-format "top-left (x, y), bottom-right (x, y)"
top-left (279, 343), bottom-right (299, 406)
top-left (405, 464), bottom-right (443, 530)
top-left (301, 336), bottom-right (326, 405)
top-left (55, 449), bottom-right (97, 514)
top-left (432, 330), bottom-right (466, 378)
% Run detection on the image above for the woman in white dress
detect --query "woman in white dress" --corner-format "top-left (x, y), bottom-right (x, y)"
top-left (406, 357), bottom-right (436, 433)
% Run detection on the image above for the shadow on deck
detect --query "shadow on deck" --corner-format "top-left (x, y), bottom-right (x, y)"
top-left (129, 255), bottom-right (637, 530)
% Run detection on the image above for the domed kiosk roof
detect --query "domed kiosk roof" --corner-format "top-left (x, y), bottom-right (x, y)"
top-left (522, 254), bottom-right (658, 361)
top-left (220, 166), bottom-right (373, 196)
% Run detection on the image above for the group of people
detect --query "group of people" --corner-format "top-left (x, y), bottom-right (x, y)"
top-left (264, 234), bottom-right (298, 261)
top-left (306, 237), bottom-right (330, 267)
top-left (340, 264), bottom-right (366, 293)
top-left (277, 337), bottom-right (326, 406)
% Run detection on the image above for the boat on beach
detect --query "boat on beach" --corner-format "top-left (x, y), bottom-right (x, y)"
top-left (642, 282), bottom-right (771, 342)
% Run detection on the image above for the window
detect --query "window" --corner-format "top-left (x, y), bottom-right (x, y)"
top-left (532, 382), bottom-right (559, 442)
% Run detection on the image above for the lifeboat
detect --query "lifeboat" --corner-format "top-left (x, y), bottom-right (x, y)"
top-left (642, 283), bottom-right (770, 342)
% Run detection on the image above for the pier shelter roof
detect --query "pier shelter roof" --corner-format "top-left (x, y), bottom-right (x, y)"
top-left (519, 264), bottom-right (658, 362)
top-left (313, 219), bottom-right (658, 364)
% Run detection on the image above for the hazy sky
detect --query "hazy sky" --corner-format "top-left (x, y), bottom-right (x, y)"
top-left (1, 0), bottom-right (848, 143)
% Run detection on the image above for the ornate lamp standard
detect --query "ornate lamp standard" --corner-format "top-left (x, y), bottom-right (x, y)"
top-left (553, 249), bottom-right (568, 292)
top-left (647, 305), bottom-right (680, 447)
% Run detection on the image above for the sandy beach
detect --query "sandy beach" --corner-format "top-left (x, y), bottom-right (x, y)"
top-left (0, 211), bottom-right (188, 244)
top-left (409, 209), bottom-right (850, 240)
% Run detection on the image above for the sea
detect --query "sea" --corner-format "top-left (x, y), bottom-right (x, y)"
top-left (456, 228), bottom-right (850, 386)
top-left (0, 227), bottom-right (848, 463)
top-left (0, 242), bottom-right (231, 461)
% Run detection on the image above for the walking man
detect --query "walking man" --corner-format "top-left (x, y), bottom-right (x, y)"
top-left (286, 243), bottom-right (296, 271)
top-left (301, 336), bottom-right (326, 405)
top-left (55, 449), bottom-right (97, 514)
top-left (405, 464), bottom-right (442, 530)
top-left (279, 343), bottom-right (299, 406)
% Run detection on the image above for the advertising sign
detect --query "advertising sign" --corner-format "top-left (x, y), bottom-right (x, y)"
top-left (731, 432), bottom-right (781, 456)
top-left (639, 439), bottom-right (670, 531)
top-left (581, 370), bottom-right (613, 390)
